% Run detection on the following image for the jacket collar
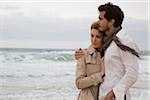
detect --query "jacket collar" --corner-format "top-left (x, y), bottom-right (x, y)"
top-left (116, 28), bottom-right (126, 39)
top-left (87, 45), bottom-right (96, 55)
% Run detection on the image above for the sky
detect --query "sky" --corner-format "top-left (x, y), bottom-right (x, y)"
top-left (0, 0), bottom-right (149, 50)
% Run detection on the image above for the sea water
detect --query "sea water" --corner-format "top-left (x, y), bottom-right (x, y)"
top-left (0, 48), bottom-right (149, 100)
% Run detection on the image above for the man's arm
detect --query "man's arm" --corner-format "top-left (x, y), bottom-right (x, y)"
top-left (104, 90), bottom-right (115, 100)
top-left (104, 42), bottom-right (139, 100)
top-left (113, 42), bottom-right (139, 100)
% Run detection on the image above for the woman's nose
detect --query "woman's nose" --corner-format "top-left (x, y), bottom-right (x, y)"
top-left (93, 37), bottom-right (96, 42)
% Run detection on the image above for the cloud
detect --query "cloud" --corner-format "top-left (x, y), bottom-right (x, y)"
top-left (0, 14), bottom-right (148, 50)
top-left (0, 5), bottom-right (20, 10)
top-left (0, 1), bottom-right (99, 18)
top-left (1, 15), bottom-right (93, 40)
top-left (0, 1), bottom-right (148, 50)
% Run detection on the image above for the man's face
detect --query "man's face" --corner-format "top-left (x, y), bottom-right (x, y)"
top-left (98, 11), bottom-right (109, 33)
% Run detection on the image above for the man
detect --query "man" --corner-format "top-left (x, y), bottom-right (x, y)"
top-left (75, 2), bottom-right (139, 100)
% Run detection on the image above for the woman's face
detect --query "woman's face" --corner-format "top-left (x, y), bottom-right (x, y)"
top-left (91, 29), bottom-right (103, 49)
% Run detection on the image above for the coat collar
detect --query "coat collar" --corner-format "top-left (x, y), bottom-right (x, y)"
top-left (116, 28), bottom-right (126, 39)
top-left (87, 45), bottom-right (96, 55)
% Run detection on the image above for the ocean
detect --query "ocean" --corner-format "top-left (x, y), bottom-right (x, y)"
top-left (0, 48), bottom-right (149, 100)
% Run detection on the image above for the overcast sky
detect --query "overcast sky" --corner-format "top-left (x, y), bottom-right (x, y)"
top-left (0, 0), bottom-right (149, 50)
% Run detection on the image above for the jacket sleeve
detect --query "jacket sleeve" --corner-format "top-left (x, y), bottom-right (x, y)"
top-left (76, 56), bottom-right (103, 89)
top-left (113, 42), bottom-right (139, 100)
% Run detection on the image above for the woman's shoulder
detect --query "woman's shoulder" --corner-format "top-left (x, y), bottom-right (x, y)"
top-left (82, 48), bottom-right (90, 56)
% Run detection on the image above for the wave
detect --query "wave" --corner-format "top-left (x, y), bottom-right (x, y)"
top-left (0, 48), bottom-right (149, 63)
top-left (0, 48), bottom-right (75, 63)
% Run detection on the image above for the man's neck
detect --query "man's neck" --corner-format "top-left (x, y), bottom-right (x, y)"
top-left (106, 27), bottom-right (115, 36)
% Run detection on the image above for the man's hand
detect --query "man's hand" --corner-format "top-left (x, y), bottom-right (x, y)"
top-left (74, 48), bottom-right (84, 60)
top-left (100, 57), bottom-right (105, 76)
top-left (104, 90), bottom-right (115, 100)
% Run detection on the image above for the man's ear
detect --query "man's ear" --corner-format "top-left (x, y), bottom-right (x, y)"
top-left (109, 19), bottom-right (115, 26)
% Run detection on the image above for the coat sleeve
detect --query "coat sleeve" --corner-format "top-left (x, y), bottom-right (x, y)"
top-left (113, 42), bottom-right (139, 100)
top-left (76, 56), bottom-right (103, 89)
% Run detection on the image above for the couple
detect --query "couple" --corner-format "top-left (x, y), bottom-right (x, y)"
top-left (75, 2), bottom-right (139, 100)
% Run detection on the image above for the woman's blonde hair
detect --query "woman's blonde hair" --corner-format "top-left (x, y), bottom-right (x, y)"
top-left (91, 21), bottom-right (100, 30)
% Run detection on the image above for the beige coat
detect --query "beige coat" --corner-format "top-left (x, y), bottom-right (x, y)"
top-left (76, 46), bottom-right (103, 100)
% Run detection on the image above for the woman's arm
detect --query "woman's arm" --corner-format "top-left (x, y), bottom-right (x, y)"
top-left (76, 56), bottom-right (103, 89)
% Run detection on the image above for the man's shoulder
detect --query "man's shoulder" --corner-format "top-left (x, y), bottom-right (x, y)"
top-left (118, 29), bottom-right (135, 44)
top-left (117, 29), bottom-right (140, 52)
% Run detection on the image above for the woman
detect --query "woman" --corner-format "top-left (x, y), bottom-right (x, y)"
top-left (76, 21), bottom-right (105, 100)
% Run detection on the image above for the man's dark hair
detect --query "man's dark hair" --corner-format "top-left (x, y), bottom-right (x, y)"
top-left (99, 2), bottom-right (140, 58)
top-left (98, 2), bottom-right (124, 27)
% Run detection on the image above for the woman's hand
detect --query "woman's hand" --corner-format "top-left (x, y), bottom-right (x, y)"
top-left (74, 48), bottom-right (84, 60)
